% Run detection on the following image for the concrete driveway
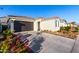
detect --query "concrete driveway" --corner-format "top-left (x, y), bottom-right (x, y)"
top-left (15, 31), bottom-right (76, 53)
top-left (27, 32), bottom-right (75, 53)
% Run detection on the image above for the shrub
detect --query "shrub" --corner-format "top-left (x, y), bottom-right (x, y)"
top-left (60, 27), bottom-right (64, 30)
top-left (60, 27), bottom-right (65, 31)
top-left (3, 29), bottom-right (12, 36)
top-left (60, 26), bottom-right (70, 32)
top-left (74, 27), bottom-right (79, 32)
top-left (2, 25), bottom-right (8, 32)
top-left (64, 26), bottom-right (70, 32)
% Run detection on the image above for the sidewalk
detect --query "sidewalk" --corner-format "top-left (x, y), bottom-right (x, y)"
top-left (71, 35), bottom-right (79, 53)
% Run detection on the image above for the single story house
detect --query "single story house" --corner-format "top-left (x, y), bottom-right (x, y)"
top-left (0, 16), bottom-right (67, 32)
top-left (34, 17), bottom-right (67, 31)
top-left (0, 17), bottom-right (9, 32)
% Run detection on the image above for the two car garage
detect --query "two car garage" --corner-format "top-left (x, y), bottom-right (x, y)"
top-left (14, 21), bottom-right (34, 32)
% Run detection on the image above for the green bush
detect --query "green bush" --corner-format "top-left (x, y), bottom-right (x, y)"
top-left (74, 27), bottom-right (79, 32)
top-left (3, 29), bottom-right (12, 36)
top-left (64, 26), bottom-right (70, 32)
top-left (2, 25), bottom-right (8, 31)
top-left (60, 27), bottom-right (65, 31)
top-left (60, 26), bottom-right (70, 32)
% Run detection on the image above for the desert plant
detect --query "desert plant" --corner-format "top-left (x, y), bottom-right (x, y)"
top-left (60, 27), bottom-right (65, 31)
top-left (2, 29), bottom-right (13, 39)
top-left (64, 26), bottom-right (70, 32)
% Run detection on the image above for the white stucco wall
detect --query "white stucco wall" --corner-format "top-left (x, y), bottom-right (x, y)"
top-left (40, 19), bottom-right (60, 31)
top-left (34, 18), bottom-right (42, 31)
top-left (34, 18), bottom-right (61, 31)
top-left (34, 21), bottom-right (38, 31)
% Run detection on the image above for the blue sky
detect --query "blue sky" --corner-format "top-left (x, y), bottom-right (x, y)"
top-left (0, 5), bottom-right (79, 23)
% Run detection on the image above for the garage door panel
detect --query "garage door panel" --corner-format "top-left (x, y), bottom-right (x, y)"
top-left (14, 21), bottom-right (33, 32)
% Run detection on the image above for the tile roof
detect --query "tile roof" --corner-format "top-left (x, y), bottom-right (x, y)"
top-left (7, 15), bottom-right (35, 22)
top-left (8, 15), bottom-right (34, 19)
top-left (51, 16), bottom-right (60, 19)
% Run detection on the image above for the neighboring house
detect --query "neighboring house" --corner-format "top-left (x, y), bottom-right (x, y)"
top-left (67, 22), bottom-right (78, 31)
top-left (68, 22), bottom-right (77, 27)
top-left (0, 16), bottom-right (67, 32)
top-left (0, 17), bottom-right (9, 31)
top-left (0, 17), bottom-right (9, 25)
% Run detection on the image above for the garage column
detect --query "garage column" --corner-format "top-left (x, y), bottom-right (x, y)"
top-left (10, 20), bottom-right (14, 32)
top-left (8, 19), bottom-right (15, 32)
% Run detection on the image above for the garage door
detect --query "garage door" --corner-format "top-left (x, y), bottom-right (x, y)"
top-left (14, 21), bottom-right (33, 32)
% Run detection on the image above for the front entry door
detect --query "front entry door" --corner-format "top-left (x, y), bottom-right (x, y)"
top-left (38, 22), bottom-right (40, 31)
